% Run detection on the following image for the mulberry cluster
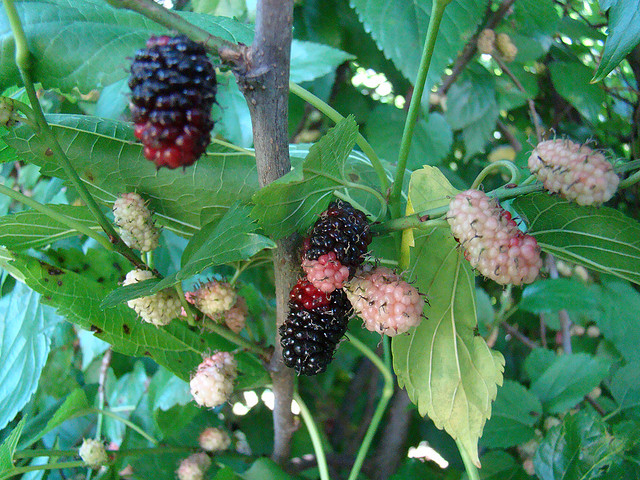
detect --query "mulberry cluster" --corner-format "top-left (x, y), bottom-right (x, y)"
top-left (189, 351), bottom-right (237, 408)
top-left (186, 280), bottom-right (247, 333)
top-left (477, 29), bottom-right (495, 54)
top-left (129, 35), bottom-right (217, 169)
top-left (346, 266), bottom-right (424, 336)
top-left (78, 438), bottom-right (108, 468)
top-left (495, 33), bottom-right (517, 62)
top-left (177, 453), bottom-right (211, 480)
top-left (123, 269), bottom-right (182, 326)
top-left (199, 427), bottom-right (231, 452)
top-left (302, 199), bottom-right (372, 293)
top-left (528, 139), bottom-right (619, 206)
top-left (280, 278), bottom-right (352, 376)
top-left (112, 192), bottom-right (160, 252)
top-left (447, 190), bottom-right (542, 285)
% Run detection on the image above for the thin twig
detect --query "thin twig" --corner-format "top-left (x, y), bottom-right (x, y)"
top-left (500, 321), bottom-right (539, 350)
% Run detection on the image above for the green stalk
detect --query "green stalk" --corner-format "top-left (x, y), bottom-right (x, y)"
top-left (456, 439), bottom-right (480, 480)
top-left (293, 392), bottom-right (329, 480)
top-left (200, 315), bottom-right (269, 357)
top-left (289, 82), bottom-right (390, 192)
top-left (470, 160), bottom-right (522, 189)
top-left (14, 446), bottom-right (196, 460)
top-left (2, 0), bottom-right (147, 270)
top-left (619, 169), bottom-right (640, 189)
top-left (0, 183), bottom-right (111, 249)
top-left (389, 0), bottom-right (451, 217)
top-left (346, 333), bottom-right (394, 480)
top-left (7, 460), bottom-right (87, 477)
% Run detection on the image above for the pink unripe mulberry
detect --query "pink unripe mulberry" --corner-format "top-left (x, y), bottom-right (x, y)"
top-left (346, 266), bottom-right (424, 336)
top-left (224, 297), bottom-right (248, 333)
top-left (176, 452), bottom-right (211, 480)
top-left (447, 190), bottom-right (542, 285)
top-left (199, 427), bottom-right (231, 452)
top-left (188, 280), bottom-right (237, 317)
top-left (528, 139), bottom-right (619, 206)
top-left (302, 251), bottom-right (350, 293)
top-left (190, 352), bottom-right (237, 408)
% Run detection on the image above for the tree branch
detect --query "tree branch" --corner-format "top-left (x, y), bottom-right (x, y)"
top-left (229, 0), bottom-right (297, 465)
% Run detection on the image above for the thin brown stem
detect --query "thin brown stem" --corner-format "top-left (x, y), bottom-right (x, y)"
top-left (500, 321), bottom-right (539, 350)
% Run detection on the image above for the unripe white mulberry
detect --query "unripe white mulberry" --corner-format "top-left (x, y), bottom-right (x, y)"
top-left (190, 352), bottom-right (237, 408)
top-left (113, 193), bottom-right (160, 252)
top-left (447, 190), bottom-right (542, 285)
top-left (477, 29), bottom-right (495, 54)
top-left (302, 251), bottom-right (350, 293)
top-left (176, 452), bottom-right (211, 480)
top-left (199, 427), bottom-right (231, 452)
top-left (79, 438), bottom-right (108, 468)
top-left (495, 33), bottom-right (517, 62)
top-left (528, 139), bottom-right (619, 206)
top-left (123, 269), bottom-right (181, 327)
top-left (346, 266), bottom-right (424, 336)
top-left (224, 297), bottom-right (248, 333)
top-left (188, 280), bottom-right (237, 317)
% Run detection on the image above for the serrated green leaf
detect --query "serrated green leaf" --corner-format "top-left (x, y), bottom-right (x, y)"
top-left (590, 278), bottom-right (640, 363)
top-left (3, 115), bottom-right (259, 236)
top-left (512, 192), bottom-right (640, 285)
top-left (593, 0), bottom-right (640, 81)
top-left (530, 353), bottom-right (611, 414)
top-left (364, 104), bottom-right (452, 168)
top-left (0, 250), bottom-right (235, 381)
top-left (533, 411), bottom-right (625, 480)
top-left (36, 389), bottom-right (89, 445)
top-left (0, 281), bottom-right (61, 430)
top-left (251, 116), bottom-right (361, 239)
top-left (0, 205), bottom-right (99, 250)
top-left (0, 418), bottom-right (25, 479)
top-left (519, 278), bottom-right (598, 315)
top-left (152, 203), bottom-right (275, 292)
top-left (549, 62), bottom-right (606, 123)
top-left (392, 166), bottom-right (504, 467)
top-left (481, 380), bottom-right (542, 449)
top-left (0, 0), bottom-right (253, 93)
top-left (350, 0), bottom-right (489, 87)
top-left (290, 41), bottom-right (354, 83)
top-left (610, 362), bottom-right (640, 420)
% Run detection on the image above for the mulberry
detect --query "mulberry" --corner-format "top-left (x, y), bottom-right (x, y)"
top-left (280, 279), bottom-right (352, 375)
top-left (78, 438), bottom-right (108, 468)
top-left (190, 352), bottom-right (237, 408)
top-left (528, 139), bottom-right (619, 206)
top-left (346, 266), bottom-right (424, 336)
top-left (129, 35), bottom-right (217, 169)
top-left (447, 190), bottom-right (542, 285)
top-left (187, 280), bottom-right (237, 317)
top-left (199, 427), bottom-right (231, 452)
top-left (495, 33), bottom-right (517, 62)
top-left (302, 200), bottom-right (372, 293)
top-left (177, 452), bottom-right (211, 480)
top-left (123, 269), bottom-right (181, 326)
top-left (112, 192), bottom-right (160, 252)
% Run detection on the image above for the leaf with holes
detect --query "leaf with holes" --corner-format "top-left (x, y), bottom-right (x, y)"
top-left (251, 116), bottom-right (364, 239)
top-left (392, 167), bottom-right (504, 467)
top-left (513, 192), bottom-right (640, 285)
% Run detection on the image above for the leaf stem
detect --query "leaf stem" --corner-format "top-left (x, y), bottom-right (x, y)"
top-left (0, 182), bottom-right (111, 250)
top-left (0, 95), bottom-right (38, 129)
top-left (456, 438), bottom-right (480, 480)
top-left (389, 0), bottom-right (450, 218)
top-left (289, 82), bottom-right (390, 193)
top-left (2, 0), bottom-right (147, 270)
top-left (14, 445), bottom-right (196, 460)
top-left (470, 160), bottom-right (521, 189)
top-left (293, 392), bottom-right (329, 480)
top-left (345, 333), bottom-right (394, 480)
top-left (7, 460), bottom-right (87, 477)
top-left (619, 168), bottom-right (640, 189)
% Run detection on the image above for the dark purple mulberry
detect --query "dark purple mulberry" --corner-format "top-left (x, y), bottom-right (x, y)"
top-left (129, 35), bottom-right (217, 169)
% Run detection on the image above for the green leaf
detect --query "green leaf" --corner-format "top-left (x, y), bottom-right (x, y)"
top-left (148, 367), bottom-right (192, 412)
top-left (0, 0), bottom-right (252, 93)
top-left (523, 348), bottom-right (556, 383)
top-left (3, 115), bottom-right (259, 236)
top-left (153, 203), bottom-right (275, 291)
top-left (466, 450), bottom-right (529, 480)
top-left (529, 353), bottom-right (611, 414)
top-left (0, 281), bottom-right (61, 430)
top-left (37, 388), bottom-right (89, 444)
top-left (290, 41), bottom-right (354, 83)
top-left (101, 278), bottom-right (161, 309)
top-left (593, 0), bottom-right (640, 82)
top-left (590, 278), bottom-right (640, 363)
top-left (241, 458), bottom-right (294, 480)
top-left (533, 411), bottom-right (625, 480)
top-left (104, 361), bottom-right (148, 444)
top-left (512, 192), bottom-right (640, 285)
top-left (0, 418), bottom-right (25, 479)
top-left (481, 380), bottom-right (543, 449)
top-left (519, 279), bottom-right (598, 315)
top-left (251, 116), bottom-right (360, 239)
top-left (364, 104), bottom-right (452, 168)
top-left (392, 166), bottom-right (504, 467)
top-left (549, 62), bottom-right (606, 123)
top-left (610, 362), bottom-right (640, 420)
top-left (0, 250), bottom-right (235, 381)
top-left (214, 74), bottom-right (254, 148)
top-left (0, 205), bottom-right (99, 250)
top-left (350, 0), bottom-right (489, 87)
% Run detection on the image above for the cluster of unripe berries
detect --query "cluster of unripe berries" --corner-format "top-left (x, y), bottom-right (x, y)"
top-left (176, 427), bottom-right (232, 480)
top-left (186, 279), bottom-right (248, 333)
top-left (477, 29), bottom-right (518, 62)
top-left (129, 35), bottom-right (217, 169)
top-left (280, 200), bottom-right (425, 375)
